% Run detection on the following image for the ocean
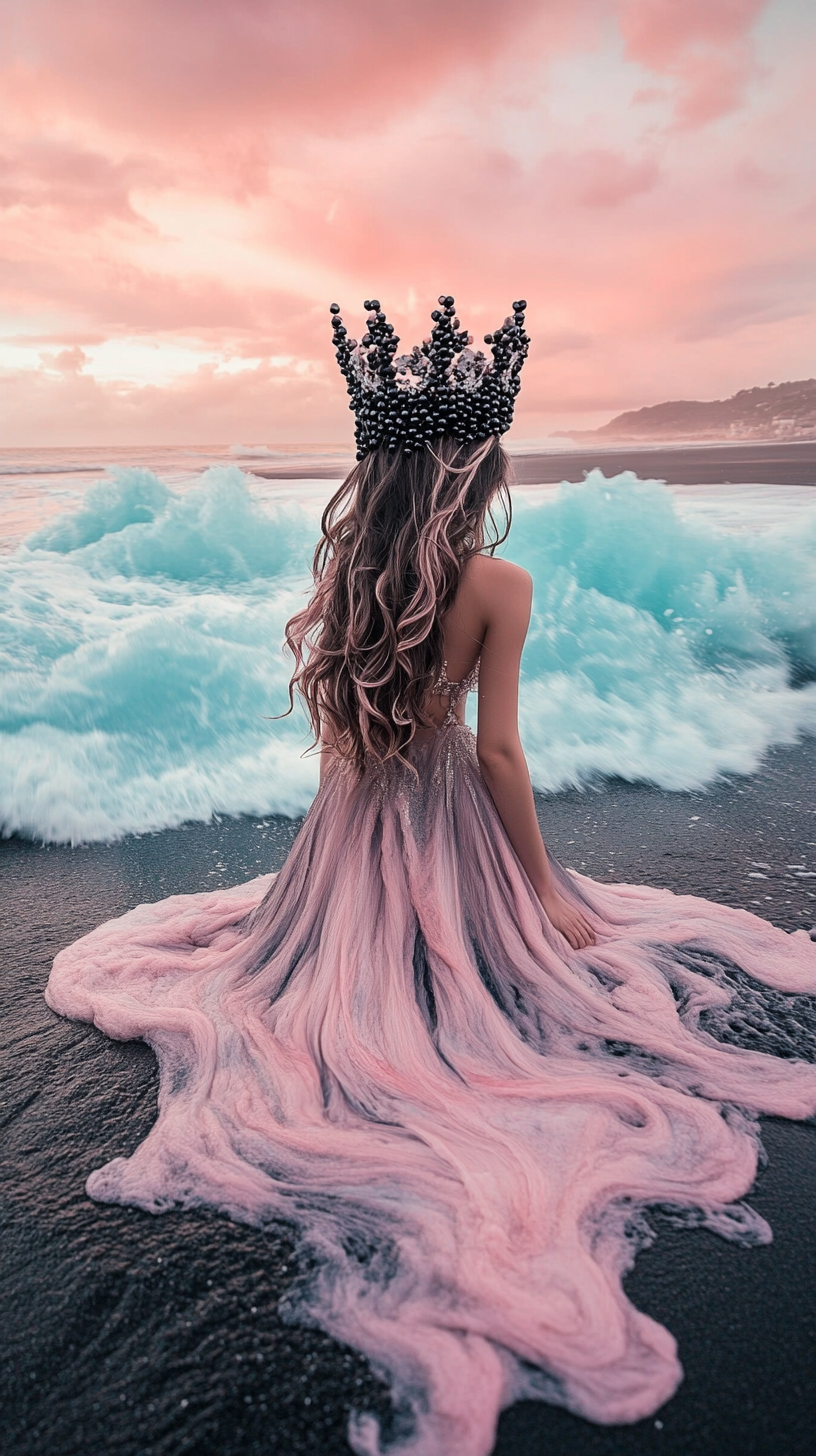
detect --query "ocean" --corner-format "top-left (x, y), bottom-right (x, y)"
top-left (1, 442), bottom-right (815, 844)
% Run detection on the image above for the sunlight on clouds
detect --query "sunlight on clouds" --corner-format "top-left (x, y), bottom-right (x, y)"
top-left (86, 340), bottom-right (274, 385)
top-left (0, 0), bottom-right (814, 444)
top-left (0, 344), bottom-right (43, 372)
top-left (129, 188), bottom-right (356, 303)
top-left (5, 340), bottom-right (301, 387)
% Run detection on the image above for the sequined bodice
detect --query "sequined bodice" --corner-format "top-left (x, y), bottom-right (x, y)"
top-left (431, 658), bottom-right (480, 726)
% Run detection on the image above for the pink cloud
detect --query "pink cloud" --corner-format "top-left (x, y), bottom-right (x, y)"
top-left (677, 253), bottom-right (816, 340)
top-left (0, 241), bottom-right (290, 335)
top-left (0, 0), bottom-right (814, 445)
top-left (2, 0), bottom-right (552, 143)
top-left (1, 0), bottom-right (770, 152)
top-left (559, 150), bottom-right (661, 208)
top-left (620, 0), bottom-right (767, 126)
top-left (620, 0), bottom-right (766, 65)
top-left (0, 137), bottom-right (163, 224)
top-left (42, 345), bottom-right (88, 374)
top-left (0, 359), bottom-right (347, 448)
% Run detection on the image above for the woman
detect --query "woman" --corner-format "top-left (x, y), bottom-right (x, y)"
top-left (47, 298), bottom-right (816, 1456)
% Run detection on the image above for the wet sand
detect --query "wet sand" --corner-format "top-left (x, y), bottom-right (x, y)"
top-left (2, 739), bottom-right (815, 1456)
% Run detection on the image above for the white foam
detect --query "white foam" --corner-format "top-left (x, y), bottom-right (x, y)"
top-left (2, 464), bottom-right (815, 842)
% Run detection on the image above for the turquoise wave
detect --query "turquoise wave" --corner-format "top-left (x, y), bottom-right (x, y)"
top-left (2, 465), bottom-right (815, 842)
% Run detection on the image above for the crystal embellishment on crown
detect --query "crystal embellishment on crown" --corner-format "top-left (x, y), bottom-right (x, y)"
top-left (329, 295), bottom-right (530, 460)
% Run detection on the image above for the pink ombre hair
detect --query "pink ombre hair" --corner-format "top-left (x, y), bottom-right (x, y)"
top-left (284, 435), bottom-right (511, 769)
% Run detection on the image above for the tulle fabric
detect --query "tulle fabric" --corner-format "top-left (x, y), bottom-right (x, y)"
top-left (46, 724), bottom-right (816, 1456)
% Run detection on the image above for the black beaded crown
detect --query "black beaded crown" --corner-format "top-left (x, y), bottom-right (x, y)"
top-left (329, 294), bottom-right (529, 460)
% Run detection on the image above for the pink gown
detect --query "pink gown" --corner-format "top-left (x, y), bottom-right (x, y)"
top-left (46, 669), bottom-right (816, 1456)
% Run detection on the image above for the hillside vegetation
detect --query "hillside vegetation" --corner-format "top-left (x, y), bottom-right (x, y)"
top-left (589, 378), bottom-right (816, 442)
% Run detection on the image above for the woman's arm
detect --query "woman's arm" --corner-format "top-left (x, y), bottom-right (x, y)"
top-left (473, 559), bottom-right (595, 951)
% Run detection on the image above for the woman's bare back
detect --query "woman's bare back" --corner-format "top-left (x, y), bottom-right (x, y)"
top-left (424, 554), bottom-right (531, 730)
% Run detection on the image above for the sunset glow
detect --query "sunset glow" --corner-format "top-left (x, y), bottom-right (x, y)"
top-left (1, 0), bottom-right (814, 445)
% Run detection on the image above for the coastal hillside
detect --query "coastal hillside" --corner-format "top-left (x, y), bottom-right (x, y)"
top-left (586, 378), bottom-right (816, 442)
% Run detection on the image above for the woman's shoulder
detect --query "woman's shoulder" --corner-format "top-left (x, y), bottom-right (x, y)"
top-left (462, 554), bottom-right (532, 598)
top-left (456, 555), bottom-right (532, 633)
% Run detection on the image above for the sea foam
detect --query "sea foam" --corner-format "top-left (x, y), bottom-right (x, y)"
top-left (2, 465), bottom-right (815, 843)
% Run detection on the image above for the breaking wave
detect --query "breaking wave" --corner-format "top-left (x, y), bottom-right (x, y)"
top-left (2, 464), bottom-right (815, 842)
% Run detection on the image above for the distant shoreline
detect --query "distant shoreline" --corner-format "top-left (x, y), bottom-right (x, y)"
top-left (1, 438), bottom-right (814, 491)
top-left (248, 439), bottom-right (816, 488)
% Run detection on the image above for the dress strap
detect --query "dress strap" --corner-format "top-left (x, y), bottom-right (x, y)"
top-left (432, 658), bottom-right (480, 725)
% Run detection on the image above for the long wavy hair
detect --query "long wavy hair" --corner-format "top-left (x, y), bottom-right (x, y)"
top-left (283, 435), bottom-right (511, 771)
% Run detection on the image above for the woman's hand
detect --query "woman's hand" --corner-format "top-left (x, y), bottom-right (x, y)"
top-left (540, 888), bottom-right (597, 951)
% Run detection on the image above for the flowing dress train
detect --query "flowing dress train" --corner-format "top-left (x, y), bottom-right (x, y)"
top-left (46, 722), bottom-right (816, 1456)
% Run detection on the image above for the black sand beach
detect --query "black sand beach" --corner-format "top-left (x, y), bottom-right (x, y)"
top-left (3, 739), bottom-right (815, 1456)
top-left (250, 440), bottom-right (816, 487)
top-left (510, 440), bottom-right (816, 488)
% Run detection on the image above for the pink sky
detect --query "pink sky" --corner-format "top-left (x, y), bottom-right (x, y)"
top-left (1, 0), bottom-right (814, 446)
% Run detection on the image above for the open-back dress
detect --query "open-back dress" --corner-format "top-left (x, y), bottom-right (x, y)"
top-left (46, 664), bottom-right (816, 1456)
